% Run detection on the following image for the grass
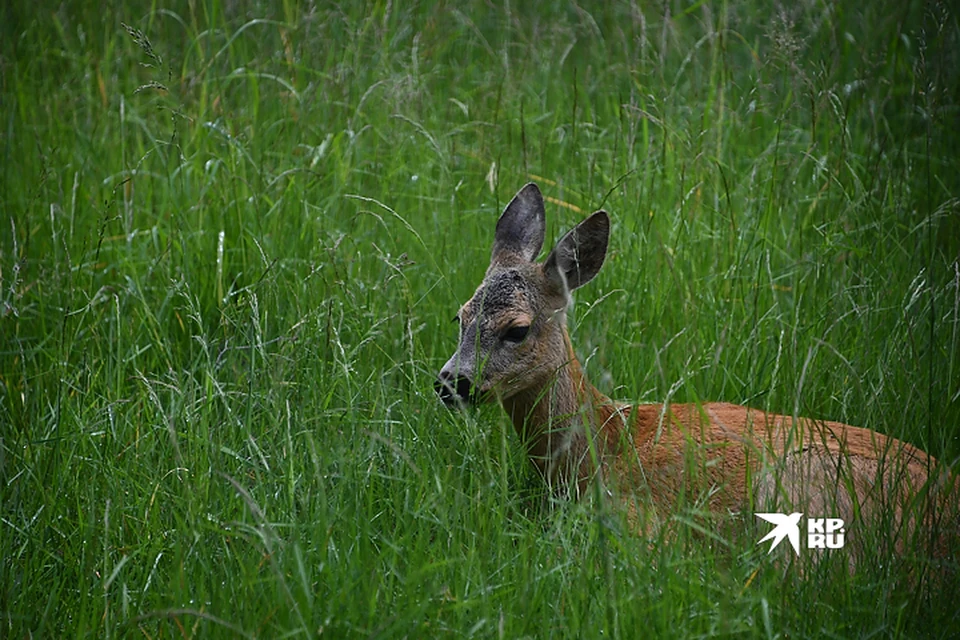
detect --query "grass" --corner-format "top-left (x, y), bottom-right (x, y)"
top-left (2, 0), bottom-right (959, 637)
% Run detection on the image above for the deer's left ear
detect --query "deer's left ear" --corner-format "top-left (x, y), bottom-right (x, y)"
top-left (544, 211), bottom-right (609, 292)
top-left (491, 183), bottom-right (546, 264)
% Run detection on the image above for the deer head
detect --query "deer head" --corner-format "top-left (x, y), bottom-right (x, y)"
top-left (435, 183), bottom-right (610, 408)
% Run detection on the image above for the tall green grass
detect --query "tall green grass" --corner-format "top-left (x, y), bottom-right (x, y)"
top-left (2, 0), bottom-right (959, 637)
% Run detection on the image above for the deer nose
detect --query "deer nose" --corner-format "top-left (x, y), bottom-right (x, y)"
top-left (435, 370), bottom-right (473, 406)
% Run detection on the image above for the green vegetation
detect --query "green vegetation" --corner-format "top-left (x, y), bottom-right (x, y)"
top-left (2, 1), bottom-right (959, 637)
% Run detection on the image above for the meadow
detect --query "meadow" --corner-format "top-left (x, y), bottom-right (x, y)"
top-left (2, 0), bottom-right (960, 637)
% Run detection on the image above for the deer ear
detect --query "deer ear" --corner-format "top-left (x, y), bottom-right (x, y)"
top-left (491, 183), bottom-right (546, 264)
top-left (544, 211), bottom-right (609, 292)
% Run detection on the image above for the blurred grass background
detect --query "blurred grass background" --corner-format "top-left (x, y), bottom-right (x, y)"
top-left (2, 0), bottom-right (959, 637)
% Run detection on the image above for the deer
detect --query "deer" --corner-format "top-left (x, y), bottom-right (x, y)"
top-left (435, 182), bottom-right (957, 560)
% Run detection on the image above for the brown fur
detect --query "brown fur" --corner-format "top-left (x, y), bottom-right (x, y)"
top-left (436, 183), bottom-right (957, 558)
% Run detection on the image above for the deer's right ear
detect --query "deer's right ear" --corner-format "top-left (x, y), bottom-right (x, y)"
top-left (491, 183), bottom-right (546, 264)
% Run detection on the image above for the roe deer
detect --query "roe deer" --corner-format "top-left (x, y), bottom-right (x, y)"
top-left (435, 182), bottom-right (956, 557)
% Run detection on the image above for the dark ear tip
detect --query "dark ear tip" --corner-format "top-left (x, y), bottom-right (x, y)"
top-left (590, 210), bottom-right (611, 235)
top-left (515, 183), bottom-right (544, 211)
top-left (519, 182), bottom-right (542, 196)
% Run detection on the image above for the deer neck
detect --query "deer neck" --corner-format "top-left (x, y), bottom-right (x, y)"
top-left (500, 325), bottom-right (626, 493)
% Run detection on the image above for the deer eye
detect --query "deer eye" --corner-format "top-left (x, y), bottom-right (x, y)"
top-left (502, 325), bottom-right (529, 343)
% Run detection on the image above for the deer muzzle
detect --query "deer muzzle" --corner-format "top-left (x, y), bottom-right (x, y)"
top-left (434, 369), bottom-right (476, 407)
